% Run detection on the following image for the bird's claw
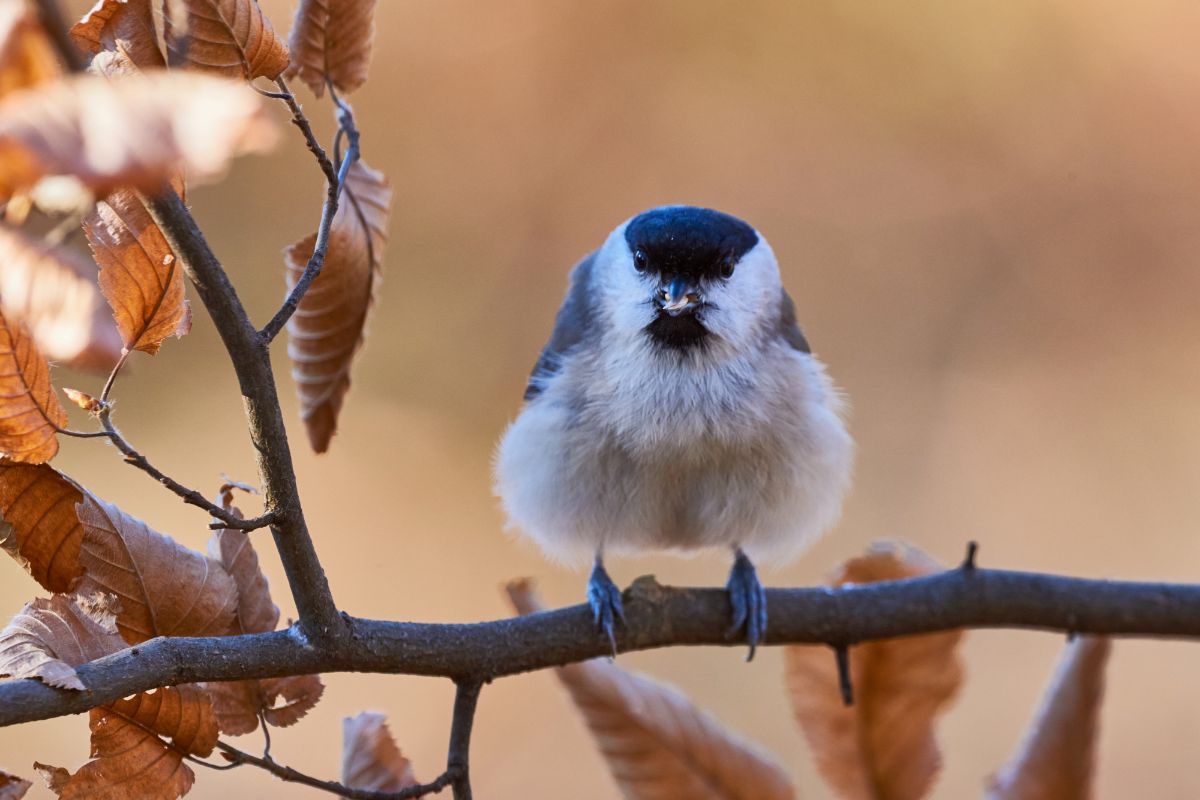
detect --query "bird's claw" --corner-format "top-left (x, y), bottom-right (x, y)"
top-left (726, 550), bottom-right (768, 661)
top-left (587, 559), bottom-right (625, 657)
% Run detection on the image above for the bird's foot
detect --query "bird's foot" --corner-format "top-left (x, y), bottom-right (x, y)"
top-left (726, 549), bottom-right (768, 661)
top-left (587, 558), bottom-right (625, 656)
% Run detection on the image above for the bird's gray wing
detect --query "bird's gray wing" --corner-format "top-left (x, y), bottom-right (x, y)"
top-left (779, 289), bottom-right (811, 353)
top-left (524, 251), bottom-right (598, 401)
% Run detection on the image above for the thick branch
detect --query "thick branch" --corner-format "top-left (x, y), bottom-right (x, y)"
top-left (139, 189), bottom-right (346, 645)
top-left (2, 568), bottom-right (1199, 727)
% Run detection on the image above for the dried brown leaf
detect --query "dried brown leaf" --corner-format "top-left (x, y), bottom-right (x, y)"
top-left (202, 499), bottom-right (322, 734)
top-left (285, 159), bottom-right (391, 453)
top-left (167, 0), bottom-right (289, 80)
top-left (32, 764), bottom-right (69, 794)
top-left (70, 0), bottom-right (165, 70)
top-left (0, 224), bottom-right (123, 371)
top-left (507, 579), bottom-right (795, 800)
top-left (784, 542), bottom-right (965, 800)
top-left (285, 0), bottom-right (376, 96)
top-left (0, 0), bottom-right (60, 98)
top-left (75, 493), bottom-right (238, 644)
top-left (341, 711), bottom-right (417, 794)
top-left (0, 71), bottom-right (276, 199)
top-left (48, 684), bottom-right (218, 800)
top-left (0, 310), bottom-right (67, 464)
top-left (0, 593), bottom-right (123, 689)
top-left (0, 768), bottom-right (31, 799)
top-left (986, 637), bottom-right (1111, 800)
top-left (85, 189), bottom-right (190, 354)
top-left (0, 461), bottom-right (85, 592)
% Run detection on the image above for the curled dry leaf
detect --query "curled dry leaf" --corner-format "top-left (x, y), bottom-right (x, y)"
top-left (85, 189), bottom-right (190, 354)
top-left (341, 711), bottom-right (417, 794)
top-left (986, 637), bottom-right (1111, 800)
top-left (286, 0), bottom-right (376, 96)
top-left (0, 224), bottom-right (123, 371)
top-left (0, 461), bottom-right (84, 591)
top-left (507, 579), bottom-right (795, 800)
top-left (70, 0), bottom-right (165, 70)
top-left (784, 542), bottom-right (965, 800)
top-left (166, 0), bottom-right (289, 80)
top-left (48, 684), bottom-right (218, 800)
top-left (0, 0), bottom-right (60, 98)
top-left (286, 159), bottom-right (392, 453)
top-left (0, 768), bottom-right (31, 799)
top-left (0, 310), bottom-right (67, 464)
top-left (0, 71), bottom-right (276, 199)
top-left (0, 593), bottom-right (124, 690)
top-left (202, 496), bottom-right (323, 734)
top-left (75, 493), bottom-right (238, 644)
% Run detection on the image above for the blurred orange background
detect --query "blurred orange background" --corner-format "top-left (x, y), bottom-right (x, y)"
top-left (4, 0), bottom-right (1200, 796)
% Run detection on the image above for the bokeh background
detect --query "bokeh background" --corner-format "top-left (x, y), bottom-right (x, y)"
top-left (4, 0), bottom-right (1200, 796)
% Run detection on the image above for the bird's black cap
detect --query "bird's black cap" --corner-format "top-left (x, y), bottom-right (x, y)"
top-left (624, 206), bottom-right (759, 281)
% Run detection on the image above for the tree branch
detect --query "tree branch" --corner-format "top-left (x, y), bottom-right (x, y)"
top-left (214, 741), bottom-right (454, 799)
top-left (139, 189), bottom-right (346, 646)
top-left (2, 567), bottom-right (1199, 728)
top-left (258, 79), bottom-right (360, 343)
top-left (33, 0), bottom-right (85, 72)
top-left (447, 681), bottom-right (482, 800)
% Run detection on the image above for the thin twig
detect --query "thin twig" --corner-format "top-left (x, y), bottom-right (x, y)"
top-left (94, 400), bottom-right (275, 531)
top-left (99, 349), bottom-right (131, 404)
top-left (447, 681), bottom-right (482, 800)
top-left (215, 741), bottom-right (454, 800)
top-left (834, 645), bottom-right (853, 706)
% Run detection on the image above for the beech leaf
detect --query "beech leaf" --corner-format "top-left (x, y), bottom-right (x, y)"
top-left (784, 542), bottom-right (965, 800)
top-left (0, 768), bottom-right (31, 799)
top-left (286, 0), bottom-right (376, 96)
top-left (0, 461), bottom-right (85, 592)
top-left (0, 224), bottom-right (123, 371)
top-left (0, 71), bottom-right (276, 199)
top-left (0, 593), bottom-right (124, 690)
top-left (202, 491), bottom-right (323, 734)
top-left (986, 637), bottom-right (1111, 800)
top-left (0, 310), bottom-right (68, 464)
top-left (341, 712), bottom-right (417, 794)
top-left (75, 494), bottom-right (238, 644)
top-left (0, 0), bottom-right (60, 98)
top-left (85, 189), bottom-right (190, 354)
top-left (507, 579), bottom-right (795, 800)
top-left (70, 0), bottom-right (165, 71)
top-left (48, 684), bottom-right (218, 800)
top-left (285, 158), bottom-right (391, 453)
top-left (166, 0), bottom-right (290, 81)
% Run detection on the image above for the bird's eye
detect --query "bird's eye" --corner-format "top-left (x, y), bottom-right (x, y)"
top-left (633, 250), bottom-right (648, 273)
top-left (720, 258), bottom-right (736, 279)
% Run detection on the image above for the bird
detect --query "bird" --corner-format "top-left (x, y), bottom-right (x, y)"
top-left (494, 205), bottom-right (853, 658)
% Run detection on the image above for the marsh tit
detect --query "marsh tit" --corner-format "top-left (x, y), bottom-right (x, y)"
top-left (495, 206), bottom-right (853, 658)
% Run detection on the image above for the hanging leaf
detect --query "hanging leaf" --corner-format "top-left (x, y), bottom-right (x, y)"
top-left (0, 768), bottom-right (31, 799)
top-left (341, 712), bottom-right (418, 793)
top-left (75, 494), bottom-right (238, 644)
top-left (784, 543), bottom-right (965, 800)
top-left (507, 579), bottom-right (795, 800)
top-left (46, 684), bottom-right (218, 800)
top-left (166, 0), bottom-right (289, 81)
top-left (203, 490), bottom-right (323, 734)
top-left (85, 189), bottom-right (190, 355)
top-left (285, 0), bottom-right (376, 96)
top-left (70, 0), bottom-right (165, 70)
top-left (0, 461), bottom-right (85, 592)
top-left (0, 71), bottom-right (276, 199)
top-left (0, 310), bottom-right (67, 464)
top-left (986, 637), bottom-right (1111, 800)
top-left (0, 593), bottom-right (124, 690)
top-left (0, 224), bottom-right (123, 371)
top-left (285, 158), bottom-right (391, 453)
top-left (0, 0), bottom-right (60, 98)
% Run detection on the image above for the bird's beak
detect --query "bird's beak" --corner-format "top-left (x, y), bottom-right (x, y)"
top-left (659, 276), bottom-right (700, 315)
